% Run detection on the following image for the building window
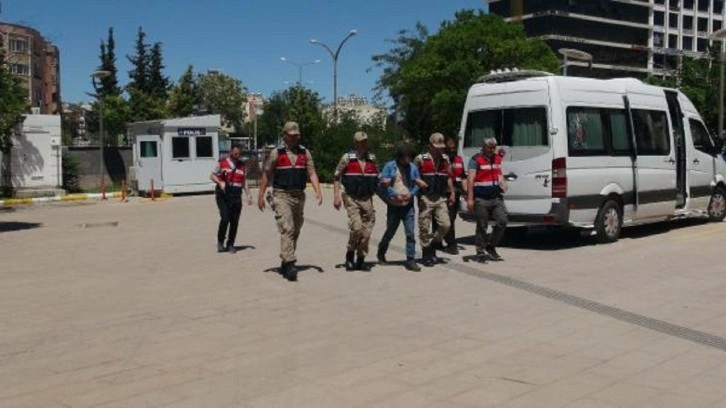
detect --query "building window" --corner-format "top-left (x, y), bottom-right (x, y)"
top-left (715, 1), bottom-right (724, 15)
top-left (10, 64), bottom-right (30, 76)
top-left (140, 141), bottom-right (158, 158)
top-left (697, 18), bottom-right (708, 33)
top-left (669, 13), bottom-right (679, 29)
top-left (697, 38), bottom-right (708, 52)
top-left (195, 136), bottom-right (214, 158)
top-left (697, 0), bottom-right (709, 12)
top-left (8, 38), bottom-right (29, 53)
top-left (683, 0), bottom-right (694, 9)
top-left (655, 11), bottom-right (665, 26)
top-left (668, 34), bottom-right (678, 48)
top-left (683, 36), bottom-right (693, 50)
top-left (683, 15), bottom-right (693, 30)
top-left (715, 20), bottom-right (723, 32)
top-left (172, 137), bottom-right (191, 159)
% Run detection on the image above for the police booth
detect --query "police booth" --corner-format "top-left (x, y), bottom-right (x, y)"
top-left (128, 115), bottom-right (221, 194)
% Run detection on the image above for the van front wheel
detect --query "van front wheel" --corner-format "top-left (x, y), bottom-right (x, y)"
top-left (595, 200), bottom-right (622, 244)
top-left (708, 187), bottom-right (726, 222)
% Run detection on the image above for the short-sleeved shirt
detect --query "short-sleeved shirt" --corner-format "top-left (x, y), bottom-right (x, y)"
top-left (264, 145), bottom-right (315, 174)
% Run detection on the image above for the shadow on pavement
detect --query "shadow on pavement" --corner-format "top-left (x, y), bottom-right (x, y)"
top-left (457, 218), bottom-right (716, 251)
top-left (231, 245), bottom-right (256, 252)
top-left (263, 264), bottom-right (325, 275)
top-left (0, 221), bottom-right (42, 233)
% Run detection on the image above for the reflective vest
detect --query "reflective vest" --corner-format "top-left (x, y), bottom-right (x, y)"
top-left (451, 155), bottom-right (465, 194)
top-left (472, 152), bottom-right (503, 199)
top-left (273, 146), bottom-right (308, 191)
top-left (217, 157), bottom-right (245, 198)
top-left (418, 153), bottom-right (451, 197)
top-left (341, 151), bottom-right (379, 198)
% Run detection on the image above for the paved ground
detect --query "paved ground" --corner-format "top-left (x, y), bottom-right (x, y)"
top-left (2, 190), bottom-right (726, 408)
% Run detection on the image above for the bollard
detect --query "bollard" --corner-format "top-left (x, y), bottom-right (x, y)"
top-left (120, 179), bottom-right (127, 202)
top-left (150, 179), bottom-right (156, 201)
top-left (101, 179), bottom-right (107, 200)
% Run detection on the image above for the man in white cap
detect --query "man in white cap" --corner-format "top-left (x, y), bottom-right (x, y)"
top-left (414, 133), bottom-right (456, 267)
top-left (333, 131), bottom-right (379, 271)
top-left (258, 121), bottom-right (323, 282)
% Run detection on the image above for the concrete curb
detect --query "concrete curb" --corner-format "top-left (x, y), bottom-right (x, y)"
top-left (0, 192), bottom-right (123, 207)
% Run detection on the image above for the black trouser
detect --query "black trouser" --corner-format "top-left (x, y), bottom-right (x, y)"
top-left (216, 192), bottom-right (242, 247)
top-left (433, 193), bottom-right (459, 247)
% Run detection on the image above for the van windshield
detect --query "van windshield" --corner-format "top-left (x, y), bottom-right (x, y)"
top-left (464, 107), bottom-right (548, 148)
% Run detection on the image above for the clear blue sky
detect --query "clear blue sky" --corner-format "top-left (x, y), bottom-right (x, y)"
top-left (2, 0), bottom-right (487, 106)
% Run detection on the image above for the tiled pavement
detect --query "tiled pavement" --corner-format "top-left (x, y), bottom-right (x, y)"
top-left (2, 190), bottom-right (726, 407)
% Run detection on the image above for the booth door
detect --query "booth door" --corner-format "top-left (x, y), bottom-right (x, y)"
top-left (136, 135), bottom-right (162, 192)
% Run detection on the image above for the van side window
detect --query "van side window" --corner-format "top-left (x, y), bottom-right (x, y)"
top-left (464, 110), bottom-right (502, 148)
top-left (688, 119), bottom-right (713, 155)
top-left (502, 108), bottom-right (548, 147)
top-left (632, 110), bottom-right (671, 156)
top-left (566, 107), bottom-right (631, 156)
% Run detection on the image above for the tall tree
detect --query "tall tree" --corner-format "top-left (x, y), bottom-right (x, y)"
top-left (127, 26), bottom-right (150, 94)
top-left (85, 95), bottom-right (132, 146)
top-left (372, 10), bottom-right (559, 142)
top-left (168, 65), bottom-right (200, 118)
top-left (197, 71), bottom-right (247, 131)
top-left (96, 27), bottom-right (121, 97)
top-left (149, 42), bottom-right (170, 100)
top-left (0, 46), bottom-right (30, 194)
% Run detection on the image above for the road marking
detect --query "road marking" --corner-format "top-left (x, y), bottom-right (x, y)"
top-left (307, 218), bottom-right (726, 353)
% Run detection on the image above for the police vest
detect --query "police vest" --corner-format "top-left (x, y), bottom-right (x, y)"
top-left (472, 152), bottom-right (503, 199)
top-left (273, 146), bottom-right (308, 191)
top-left (341, 152), bottom-right (379, 198)
top-left (419, 153), bottom-right (451, 197)
top-left (217, 158), bottom-right (245, 198)
top-left (451, 155), bottom-right (465, 193)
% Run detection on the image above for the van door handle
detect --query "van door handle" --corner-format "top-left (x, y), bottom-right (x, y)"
top-left (664, 157), bottom-right (675, 164)
top-left (505, 173), bottom-right (518, 181)
top-left (693, 158), bottom-right (700, 165)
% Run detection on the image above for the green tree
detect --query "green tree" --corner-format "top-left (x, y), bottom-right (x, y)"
top-left (86, 95), bottom-right (132, 146)
top-left (197, 71), bottom-right (247, 131)
top-left (168, 65), bottom-right (200, 117)
top-left (0, 46), bottom-right (28, 194)
top-left (127, 26), bottom-right (150, 94)
top-left (149, 42), bottom-right (171, 100)
top-left (258, 86), bottom-right (325, 149)
top-left (95, 27), bottom-right (121, 97)
top-left (372, 10), bottom-right (559, 142)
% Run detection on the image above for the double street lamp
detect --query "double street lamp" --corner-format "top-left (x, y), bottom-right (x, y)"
top-left (558, 48), bottom-right (593, 76)
top-left (90, 69), bottom-right (111, 191)
top-left (279, 57), bottom-right (320, 86)
top-left (710, 28), bottom-right (726, 139)
top-left (310, 29), bottom-right (357, 119)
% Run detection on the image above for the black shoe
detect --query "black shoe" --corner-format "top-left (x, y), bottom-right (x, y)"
top-left (486, 246), bottom-right (503, 261)
top-left (280, 262), bottom-right (289, 279)
top-left (217, 242), bottom-right (227, 253)
top-left (473, 253), bottom-right (488, 264)
top-left (356, 256), bottom-right (371, 272)
top-left (345, 251), bottom-right (356, 271)
top-left (377, 250), bottom-right (388, 265)
top-left (227, 244), bottom-right (237, 254)
top-left (444, 245), bottom-right (459, 255)
top-left (287, 262), bottom-right (298, 282)
top-left (421, 246), bottom-right (435, 267)
top-left (405, 260), bottom-right (421, 272)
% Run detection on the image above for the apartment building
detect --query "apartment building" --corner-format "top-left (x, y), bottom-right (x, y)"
top-left (0, 22), bottom-right (61, 114)
top-left (487, 0), bottom-right (726, 78)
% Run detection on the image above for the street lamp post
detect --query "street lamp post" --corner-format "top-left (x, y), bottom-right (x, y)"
top-left (280, 57), bottom-right (320, 86)
top-left (310, 29), bottom-right (358, 119)
top-left (558, 48), bottom-right (593, 76)
top-left (90, 70), bottom-right (111, 192)
top-left (710, 29), bottom-right (726, 139)
top-left (249, 92), bottom-right (262, 150)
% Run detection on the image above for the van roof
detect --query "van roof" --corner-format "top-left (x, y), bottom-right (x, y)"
top-left (470, 75), bottom-right (678, 97)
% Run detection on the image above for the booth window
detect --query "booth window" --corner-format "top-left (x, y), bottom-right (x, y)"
top-left (172, 137), bottom-right (191, 159)
top-left (140, 141), bottom-right (158, 158)
top-left (196, 136), bottom-right (214, 158)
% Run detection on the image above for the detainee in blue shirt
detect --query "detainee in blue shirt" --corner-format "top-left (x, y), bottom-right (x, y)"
top-left (376, 144), bottom-right (423, 272)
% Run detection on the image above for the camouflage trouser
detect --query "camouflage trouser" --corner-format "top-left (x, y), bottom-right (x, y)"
top-left (272, 190), bottom-right (306, 263)
top-left (418, 195), bottom-right (450, 249)
top-left (343, 193), bottom-right (376, 257)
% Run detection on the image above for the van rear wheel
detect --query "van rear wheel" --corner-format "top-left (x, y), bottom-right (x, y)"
top-left (595, 200), bottom-right (622, 244)
top-left (708, 187), bottom-right (726, 222)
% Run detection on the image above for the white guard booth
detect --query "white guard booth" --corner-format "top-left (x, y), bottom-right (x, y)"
top-left (128, 115), bottom-right (221, 194)
top-left (2, 114), bottom-right (62, 190)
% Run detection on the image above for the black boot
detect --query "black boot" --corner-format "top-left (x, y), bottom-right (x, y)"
top-left (377, 249), bottom-right (388, 265)
top-left (422, 246), bottom-right (435, 267)
top-left (486, 245), bottom-right (503, 261)
top-left (217, 242), bottom-right (227, 253)
top-left (280, 261), bottom-right (289, 279)
top-left (356, 255), bottom-right (371, 272)
top-left (345, 250), bottom-right (356, 271)
top-left (287, 262), bottom-right (298, 282)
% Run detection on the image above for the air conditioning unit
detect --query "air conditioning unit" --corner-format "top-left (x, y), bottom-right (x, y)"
top-left (30, 107), bottom-right (40, 114)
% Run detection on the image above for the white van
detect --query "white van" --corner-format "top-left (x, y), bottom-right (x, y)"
top-left (458, 71), bottom-right (726, 242)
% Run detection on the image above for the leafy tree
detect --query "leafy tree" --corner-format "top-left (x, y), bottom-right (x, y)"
top-left (0, 46), bottom-right (28, 194)
top-left (168, 65), bottom-right (200, 118)
top-left (372, 10), bottom-right (559, 142)
top-left (258, 86), bottom-right (324, 149)
top-left (127, 26), bottom-right (150, 94)
top-left (149, 42), bottom-right (171, 100)
top-left (197, 71), bottom-right (247, 131)
top-left (127, 88), bottom-right (166, 123)
top-left (95, 27), bottom-right (121, 97)
top-left (86, 95), bottom-right (132, 146)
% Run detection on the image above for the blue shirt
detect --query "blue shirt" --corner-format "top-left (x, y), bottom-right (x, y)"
top-left (379, 160), bottom-right (420, 200)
